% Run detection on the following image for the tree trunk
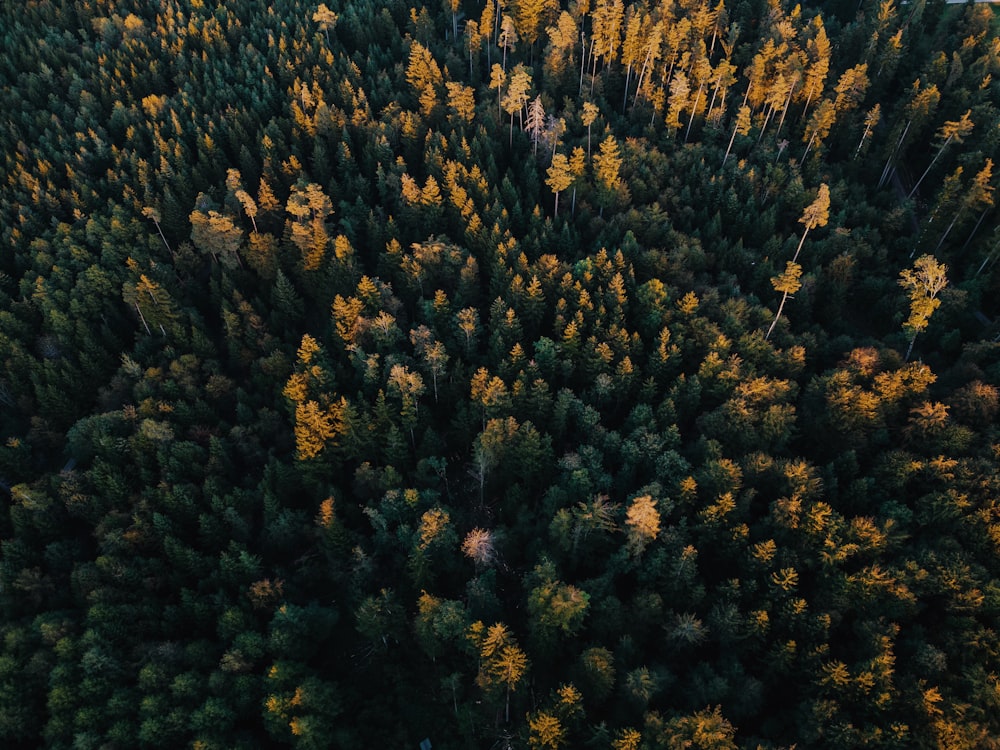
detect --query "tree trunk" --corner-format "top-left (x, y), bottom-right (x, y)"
top-left (766, 291), bottom-right (790, 340)
top-left (801, 132), bottom-right (817, 163)
top-left (685, 83), bottom-right (705, 143)
top-left (905, 331), bottom-right (917, 362)
top-left (855, 121), bottom-right (872, 159)
top-left (775, 81), bottom-right (796, 138)
top-left (792, 227), bottom-right (810, 263)
top-left (723, 120), bottom-right (739, 166)
top-left (962, 207), bottom-right (991, 252)
top-left (879, 120), bottom-right (910, 189)
top-left (908, 136), bottom-right (952, 198)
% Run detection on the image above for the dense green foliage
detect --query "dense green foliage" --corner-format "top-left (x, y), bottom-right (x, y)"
top-left (2, 0), bottom-right (1000, 747)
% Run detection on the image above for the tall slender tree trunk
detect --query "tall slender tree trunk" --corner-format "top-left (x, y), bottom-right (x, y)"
top-left (723, 120), bottom-right (739, 166)
top-left (775, 81), bottom-right (796, 137)
top-left (685, 83), bottom-right (705, 143)
top-left (801, 132), bottom-right (817, 163)
top-left (879, 121), bottom-right (910, 189)
top-left (855, 121), bottom-right (873, 159)
top-left (623, 64), bottom-right (632, 113)
top-left (633, 46), bottom-right (654, 108)
top-left (935, 213), bottom-right (960, 253)
top-left (908, 136), bottom-right (952, 198)
top-left (962, 207), bottom-right (991, 251)
top-left (792, 227), bottom-right (810, 263)
top-left (766, 291), bottom-right (790, 340)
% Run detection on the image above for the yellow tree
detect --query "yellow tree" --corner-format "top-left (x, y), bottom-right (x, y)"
top-left (802, 18), bottom-right (831, 117)
top-left (445, 82), bottom-right (476, 124)
top-left (765, 261), bottom-right (803, 340)
top-left (514, 0), bottom-right (558, 52)
top-left (190, 199), bottom-right (244, 269)
top-left (722, 105), bottom-right (751, 166)
top-left (792, 183), bottom-right (830, 262)
top-left (665, 71), bottom-right (690, 132)
top-left (502, 65), bottom-right (533, 144)
top-left (489, 63), bottom-right (507, 119)
top-left (801, 98), bottom-right (836, 161)
top-left (832, 63), bottom-right (870, 115)
top-left (546, 152), bottom-right (574, 217)
top-left (899, 254), bottom-right (948, 361)
top-left (312, 4), bottom-right (338, 45)
top-left (406, 41), bottom-right (443, 116)
top-left (499, 14), bottom-right (518, 71)
top-left (593, 134), bottom-right (625, 216)
top-left (855, 103), bottom-right (881, 158)
top-left (625, 494), bottom-right (660, 555)
top-left (285, 182), bottom-right (333, 271)
top-left (544, 11), bottom-right (578, 79)
top-left (471, 621), bottom-right (529, 723)
top-left (528, 711), bottom-right (566, 749)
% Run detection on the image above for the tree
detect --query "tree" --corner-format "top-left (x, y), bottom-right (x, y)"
top-left (406, 41), bottom-right (443, 116)
top-left (502, 65), bottom-right (533, 144)
top-left (528, 711), bottom-right (566, 749)
top-left (285, 182), bottom-right (334, 271)
top-left (855, 104), bottom-right (881, 159)
top-left (593, 134), bottom-right (625, 216)
top-left (312, 4), bottom-right (338, 45)
top-left (526, 95), bottom-right (546, 154)
top-left (899, 255), bottom-right (948, 361)
top-left (490, 63), bottom-right (507, 119)
top-left (499, 14), bottom-right (518, 71)
top-left (765, 261), bottom-right (803, 340)
top-left (190, 195), bottom-right (244, 269)
top-left (446, 82), bottom-right (476, 124)
top-left (471, 622), bottom-right (529, 723)
top-left (545, 153), bottom-right (573, 217)
top-left (462, 528), bottom-right (497, 568)
top-left (801, 99), bottom-right (836, 161)
top-left (625, 494), bottom-right (660, 554)
top-left (793, 183), bottom-right (830, 262)
top-left (722, 105), bottom-right (750, 167)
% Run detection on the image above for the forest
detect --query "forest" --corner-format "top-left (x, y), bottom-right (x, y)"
top-left (2, 0), bottom-right (1000, 747)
